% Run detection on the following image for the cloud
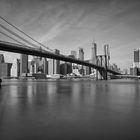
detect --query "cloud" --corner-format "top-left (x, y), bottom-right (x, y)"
top-left (37, 5), bottom-right (87, 43)
top-left (0, 0), bottom-right (140, 69)
top-left (38, 20), bottom-right (68, 42)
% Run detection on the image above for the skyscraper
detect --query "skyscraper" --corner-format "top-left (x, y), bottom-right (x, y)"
top-left (20, 54), bottom-right (28, 76)
top-left (17, 59), bottom-right (20, 77)
top-left (0, 54), bottom-right (12, 77)
top-left (79, 48), bottom-right (84, 60)
top-left (11, 58), bottom-right (19, 77)
top-left (91, 42), bottom-right (97, 64)
top-left (130, 48), bottom-right (140, 75)
top-left (48, 49), bottom-right (60, 75)
top-left (48, 59), bottom-right (54, 75)
top-left (78, 48), bottom-right (84, 74)
top-left (0, 63), bottom-right (12, 77)
top-left (0, 54), bottom-right (4, 63)
top-left (133, 48), bottom-right (140, 68)
top-left (54, 49), bottom-right (60, 74)
top-left (134, 49), bottom-right (140, 62)
top-left (43, 58), bottom-right (48, 74)
top-left (71, 51), bottom-right (77, 58)
top-left (34, 57), bottom-right (44, 73)
top-left (85, 60), bottom-right (91, 75)
top-left (60, 62), bottom-right (72, 75)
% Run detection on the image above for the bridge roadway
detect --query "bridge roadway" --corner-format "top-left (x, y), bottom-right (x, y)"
top-left (0, 41), bottom-right (120, 75)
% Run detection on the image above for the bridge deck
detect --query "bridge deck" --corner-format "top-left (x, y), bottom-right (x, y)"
top-left (0, 41), bottom-right (120, 75)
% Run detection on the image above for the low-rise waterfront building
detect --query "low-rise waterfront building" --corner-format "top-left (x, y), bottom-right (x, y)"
top-left (0, 63), bottom-right (12, 78)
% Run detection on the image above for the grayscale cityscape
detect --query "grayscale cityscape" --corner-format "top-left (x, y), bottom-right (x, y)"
top-left (0, 0), bottom-right (140, 140)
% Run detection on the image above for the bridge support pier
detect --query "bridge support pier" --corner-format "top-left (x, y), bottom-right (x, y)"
top-left (98, 70), bottom-right (107, 80)
top-left (96, 55), bottom-right (108, 80)
top-left (104, 55), bottom-right (108, 80)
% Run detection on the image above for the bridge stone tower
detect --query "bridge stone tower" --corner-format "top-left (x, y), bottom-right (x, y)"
top-left (95, 45), bottom-right (110, 80)
top-left (78, 48), bottom-right (84, 75)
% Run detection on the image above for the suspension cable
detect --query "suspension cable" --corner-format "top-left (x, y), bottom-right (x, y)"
top-left (0, 30), bottom-right (35, 49)
top-left (0, 23), bottom-right (39, 48)
top-left (0, 15), bottom-right (53, 52)
top-left (0, 30), bottom-right (25, 46)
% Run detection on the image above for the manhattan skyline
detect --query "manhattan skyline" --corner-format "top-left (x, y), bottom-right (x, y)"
top-left (0, 0), bottom-right (140, 69)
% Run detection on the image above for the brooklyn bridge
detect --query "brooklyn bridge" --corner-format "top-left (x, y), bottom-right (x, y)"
top-left (0, 40), bottom-right (120, 80)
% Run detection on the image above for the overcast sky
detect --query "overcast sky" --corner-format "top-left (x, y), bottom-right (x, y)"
top-left (0, 0), bottom-right (140, 69)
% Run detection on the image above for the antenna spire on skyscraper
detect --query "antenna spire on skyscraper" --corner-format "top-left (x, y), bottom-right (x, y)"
top-left (92, 36), bottom-right (96, 45)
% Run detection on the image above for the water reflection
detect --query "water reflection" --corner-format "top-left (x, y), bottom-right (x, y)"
top-left (0, 79), bottom-right (140, 139)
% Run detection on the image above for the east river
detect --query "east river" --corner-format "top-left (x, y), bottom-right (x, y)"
top-left (0, 79), bottom-right (140, 140)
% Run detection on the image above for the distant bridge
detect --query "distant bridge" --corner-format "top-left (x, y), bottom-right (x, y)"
top-left (116, 75), bottom-right (140, 79)
top-left (0, 41), bottom-right (121, 79)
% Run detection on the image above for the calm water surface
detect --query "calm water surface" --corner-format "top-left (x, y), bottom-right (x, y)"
top-left (0, 79), bottom-right (140, 140)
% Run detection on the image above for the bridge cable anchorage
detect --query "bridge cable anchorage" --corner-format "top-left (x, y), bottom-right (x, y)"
top-left (0, 23), bottom-right (40, 49)
top-left (0, 15), bottom-right (53, 52)
top-left (0, 31), bottom-right (36, 50)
